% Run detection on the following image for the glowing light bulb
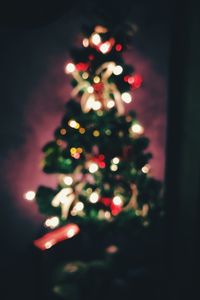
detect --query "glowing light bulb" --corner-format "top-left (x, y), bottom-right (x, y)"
top-left (63, 176), bottom-right (73, 186)
top-left (45, 241), bottom-right (53, 249)
top-left (45, 216), bottom-right (59, 229)
top-left (86, 95), bottom-right (96, 110)
top-left (104, 211), bottom-right (111, 219)
top-left (79, 127), bottom-right (86, 134)
top-left (131, 123), bottom-right (144, 134)
top-left (93, 130), bottom-right (100, 137)
top-left (107, 100), bottom-right (115, 108)
top-left (82, 38), bottom-right (89, 47)
top-left (93, 76), bottom-right (100, 83)
top-left (89, 192), bottom-right (99, 203)
top-left (142, 164), bottom-right (150, 174)
top-left (89, 162), bottom-right (99, 173)
top-left (121, 92), bottom-right (132, 103)
top-left (113, 65), bottom-right (123, 75)
top-left (87, 86), bottom-right (94, 93)
top-left (91, 33), bottom-right (101, 45)
top-left (112, 157), bottom-right (120, 164)
top-left (24, 190), bottom-right (35, 201)
top-left (65, 63), bottom-right (75, 73)
top-left (67, 227), bottom-right (76, 238)
top-left (74, 201), bottom-right (84, 212)
top-left (99, 42), bottom-right (110, 54)
top-left (110, 164), bottom-right (118, 171)
top-left (113, 196), bottom-right (122, 206)
top-left (60, 128), bottom-right (67, 135)
top-left (92, 101), bottom-right (102, 110)
top-left (82, 72), bottom-right (89, 79)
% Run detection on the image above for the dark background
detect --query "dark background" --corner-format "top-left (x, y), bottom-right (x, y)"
top-left (0, 0), bottom-right (199, 299)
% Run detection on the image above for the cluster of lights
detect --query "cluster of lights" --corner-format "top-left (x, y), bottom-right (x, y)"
top-left (121, 92), bottom-right (132, 103)
top-left (45, 216), bottom-right (59, 229)
top-left (70, 147), bottom-right (83, 159)
top-left (86, 95), bottom-right (102, 111)
top-left (68, 119), bottom-right (80, 129)
top-left (24, 190), bottom-right (36, 201)
top-left (131, 123), bottom-right (144, 135)
top-left (71, 201), bottom-right (84, 216)
top-left (98, 210), bottom-right (111, 220)
top-left (89, 162), bottom-right (99, 173)
top-left (51, 187), bottom-right (73, 208)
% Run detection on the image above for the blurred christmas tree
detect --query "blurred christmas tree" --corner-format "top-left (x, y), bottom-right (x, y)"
top-left (30, 21), bottom-right (164, 300)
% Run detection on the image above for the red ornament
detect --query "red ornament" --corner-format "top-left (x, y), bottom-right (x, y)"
top-left (34, 224), bottom-right (80, 251)
top-left (111, 202), bottom-right (122, 216)
top-left (101, 197), bottom-right (112, 206)
top-left (92, 154), bottom-right (106, 169)
top-left (115, 44), bottom-right (122, 52)
top-left (76, 62), bottom-right (89, 72)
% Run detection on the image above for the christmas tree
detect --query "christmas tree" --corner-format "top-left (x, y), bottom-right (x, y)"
top-left (32, 23), bottom-right (163, 300)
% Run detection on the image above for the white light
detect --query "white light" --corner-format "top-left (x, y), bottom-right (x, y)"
top-left (87, 86), bottom-right (94, 93)
top-left (104, 211), bottom-right (111, 219)
top-left (24, 190), bottom-right (35, 201)
top-left (74, 201), bottom-right (84, 212)
top-left (113, 65), bottom-right (123, 75)
top-left (45, 241), bottom-right (53, 249)
top-left (92, 101), bottom-right (102, 111)
top-left (91, 33), bottom-right (101, 45)
top-left (65, 63), bottom-right (75, 73)
top-left (89, 162), bottom-right (99, 173)
top-left (112, 157), bottom-right (120, 164)
top-left (45, 216), bottom-right (59, 229)
top-left (110, 164), bottom-right (118, 171)
top-left (68, 119), bottom-right (77, 128)
top-left (131, 123), bottom-right (144, 134)
top-left (142, 164), bottom-right (150, 173)
top-left (67, 228), bottom-right (76, 238)
top-left (99, 42), bottom-right (110, 54)
top-left (82, 38), bottom-right (89, 47)
top-left (63, 176), bottom-right (73, 186)
top-left (107, 100), bottom-right (115, 108)
top-left (121, 92), bottom-right (132, 103)
top-left (89, 192), bottom-right (99, 203)
top-left (86, 95), bottom-right (96, 110)
top-left (113, 196), bottom-right (122, 206)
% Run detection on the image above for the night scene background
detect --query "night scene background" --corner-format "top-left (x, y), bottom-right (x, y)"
top-left (0, 0), bottom-right (199, 299)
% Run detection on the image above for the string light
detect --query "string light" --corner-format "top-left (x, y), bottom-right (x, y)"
top-left (63, 176), bottom-right (73, 186)
top-left (112, 157), bottom-right (120, 164)
top-left (93, 76), bottom-right (100, 83)
top-left (93, 130), bottom-right (100, 137)
top-left (89, 191), bottom-right (99, 203)
top-left (24, 190), bottom-right (35, 201)
top-left (82, 38), bottom-right (89, 47)
top-left (91, 33), bottom-right (101, 45)
top-left (141, 164), bottom-right (150, 174)
top-left (82, 72), bottom-right (89, 79)
top-left (115, 44), bottom-right (122, 51)
top-left (68, 120), bottom-right (80, 129)
top-left (89, 162), bottom-right (99, 173)
top-left (87, 86), bottom-right (94, 93)
top-left (65, 63), bottom-right (75, 73)
top-left (110, 164), bottom-right (118, 171)
top-left (121, 92), bottom-right (132, 103)
top-left (131, 123), bottom-right (144, 134)
top-left (73, 201), bottom-right (84, 212)
top-left (92, 101), bottom-right (102, 110)
top-left (113, 65), bottom-right (123, 75)
top-left (113, 196), bottom-right (122, 206)
top-left (60, 128), bottom-right (67, 135)
top-left (79, 127), bottom-right (86, 134)
top-left (45, 216), bottom-right (59, 229)
top-left (99, 41), bottom-right (111, 54)
top-left (107, 100), bottom-right (115, 108)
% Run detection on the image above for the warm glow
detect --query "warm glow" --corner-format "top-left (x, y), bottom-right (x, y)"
top-left (91, 33), bottom-right (101, 45)
top-left (24, 190), bottom-right (35, 201)
top-left (94, 25), bottom-right (108, 33)
top-left (68, 119), bottom-right (80, 129)
top-left (63, 176), bottom-right (73, 186)
top-left (93, 76), bottom-right (100, 83)
top-left (121, 92), bottom-right (132, 103)
top-left (110, 164), bottom-right (118, 171)
top-left (45, 216), bottom-right (59, 229)
top-left (113, 65), bottom-right (123, 75)
top-left (89, 162), bottom-right (99, 173)
top-left (82, 72), bottom-right (89, 79)
top-left (87, 86), bottom-right (94, 93)
top-left (89, 192), bottom-right (99, 203)
top-left (142, 164), bottom-right (150, 174)
top-left (99, 42), bottom-right (111, 54)
top-left (74, 201), bottom-right (84, 212)
top-left (65, 63), bottom-right (75, 73)
top-left (107, 100), bottom-right (115, 108)
top-left (104, 211), bottom-right (111, 219)
top-left (112, 157), bottom-right (120, 164)
top-left (113, 196), bottom-right (122, 206)
top-left (93, 130), bottom-right (100, 137)
top-left (131, 123), bottom-right (144, 134)
top-left (82, 38), bottom-right (89, 47)
top-left (60, 128), bottom-right (67, 135)
top-left (92, 101), bottom-right (102, 110)
top-left (79, 127), bottom-right (86, 134)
